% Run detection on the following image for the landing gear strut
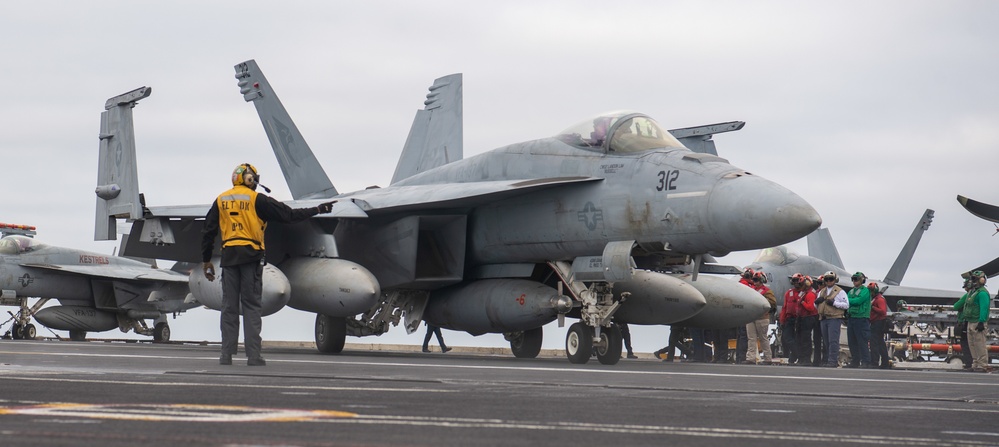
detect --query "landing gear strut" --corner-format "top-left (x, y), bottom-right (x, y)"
top-left (5, 297), bottom-right (47, 340)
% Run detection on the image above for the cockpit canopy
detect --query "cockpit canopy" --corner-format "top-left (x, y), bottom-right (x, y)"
top-left (0, 235), bottom-right (43, 255)
top-left (752, 246), bottom-right (799, 266)
top-left (555, 111), bottom-right (686, 153)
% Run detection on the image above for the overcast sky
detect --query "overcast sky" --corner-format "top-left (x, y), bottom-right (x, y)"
top-left (2, 1), bottom-right (998, 354)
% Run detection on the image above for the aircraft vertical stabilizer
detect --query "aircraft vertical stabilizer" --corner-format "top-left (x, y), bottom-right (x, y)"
top-left (883, 209), bottom-right (934, 286)
top-left (234, 60), bottom-right (337, 200)
top-left (806, 228), bottom-right (845, 270)
top-left (95, 87), bottom-right (150, 241)
top-left (391, 74), bottom-right (462, 185)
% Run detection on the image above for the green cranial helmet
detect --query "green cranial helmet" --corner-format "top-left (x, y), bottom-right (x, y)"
top-left (969, 270), bottom-right (987, 286)
top-left (850, 272), bottom-right (866, 283)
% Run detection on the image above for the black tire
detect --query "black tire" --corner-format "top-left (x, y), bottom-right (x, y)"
top-left (153, 322), bottom-right (171, 343)
top-left (596, 324), bottom-right (622, 365)
top-left (22, 324), bottom-right (36, 340)
top-left (12, 323), bottom-right (23, 340)
top-left (315, 314), bottom-right (346, 354)
top-left (69, 330), bottom-right (87, 342)
top-left (511, 327), bottom-right (544, 358)
top-left (565, 322), bottom-right (592, 364)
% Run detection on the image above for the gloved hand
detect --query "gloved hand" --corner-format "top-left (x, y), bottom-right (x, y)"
top-left (317, 200), bottom-right (337, 214)
top-left (977, 322), bottom-right (986, 331)
top-left (814, 297), bottom-right (826, 305)
top-left (203, 262), bottom-right (216, 282)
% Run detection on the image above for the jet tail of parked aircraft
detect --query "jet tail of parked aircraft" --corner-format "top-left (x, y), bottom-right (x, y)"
top-left (234, 60), bottom-right (338, 200)
top-left (883, 209), bottom-right (934, 286)
top-left (807, 209), bottom-right (935, 284)
top-left (806, 228), bottom-right (845, 270)
top-left (94, 87), bottom-right (150, 241)
top-left (391, 74), bottom-right (463, 184)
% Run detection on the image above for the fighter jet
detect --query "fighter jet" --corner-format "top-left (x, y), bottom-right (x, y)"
top-left (745, 209), bottom-right (963, 311)
top-left (0, 226), bottom-right (192, 341)
top-left (94, 61), bottom-right (821, 364)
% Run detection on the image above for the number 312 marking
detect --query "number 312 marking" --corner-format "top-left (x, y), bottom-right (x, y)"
top-left (656, 170), bottom-right (679, 191)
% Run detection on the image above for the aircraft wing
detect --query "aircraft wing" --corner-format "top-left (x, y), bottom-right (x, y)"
top-left (144, 177), bottom-right (599, 219)
top-left (145, 200), bottom-right (369, 219)
top-left (20, 263), bottom-right (190, 283)
top-left (957, 195), bottom-right (999, 223)
top-left (339, 177), bottom-right (601, 214)
top-left (964, 256), bottom-right (999, 279)
top-left (882, 284), bottom-right (964, 302)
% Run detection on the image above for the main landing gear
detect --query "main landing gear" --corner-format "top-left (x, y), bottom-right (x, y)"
top-left (507, 327), bottom-right (544, 358)
top-left (566, 322), bottom-right (623, 365)
top-left (315, 314), bottom-right (347, 353)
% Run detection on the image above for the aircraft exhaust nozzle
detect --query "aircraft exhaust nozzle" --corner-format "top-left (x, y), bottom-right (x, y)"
top-left (614, 270), bottom-right (707, 325)
top-left (278, 257), bottom-right (380, 317)
top-left (670, 274), bottom-right (770, 329)
top-left (708, 175), bottom-right (821, 252)
top-left (425, 279), bottom-right (561, 335)
top-left (34, 306), bottom-right (119, 332)
top-left (189, 260), bottom-right (291, 316)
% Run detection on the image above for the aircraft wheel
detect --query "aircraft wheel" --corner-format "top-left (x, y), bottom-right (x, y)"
top-left (510, 327), bottom-right (543, 358)
top-left (595, 324), bottom-right (622, 365)
top-left (153, 322), bottom-right (171, 343)
top-left (839, 347), bottom-right (851, 367)
top-left (22, 324), bottom-right (36, 340)
top-left (315, 314), bottom-right (346, 354)
top-left (12, 323), bottom-right (23, 340)
top-left (69, 330), bottom-right (87, 342)
top-left (565, 322), bottom-right (592, 364)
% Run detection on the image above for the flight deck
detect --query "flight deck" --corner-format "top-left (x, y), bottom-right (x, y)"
top-left (0, 339), bottom-right (996, 446)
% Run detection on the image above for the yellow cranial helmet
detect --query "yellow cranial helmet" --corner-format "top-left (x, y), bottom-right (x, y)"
top-left (232, 163), bottom-right (259, 188)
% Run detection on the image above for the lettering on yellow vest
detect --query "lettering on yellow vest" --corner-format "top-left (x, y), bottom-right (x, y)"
top-left (217, 186), bottom-right (266, 251)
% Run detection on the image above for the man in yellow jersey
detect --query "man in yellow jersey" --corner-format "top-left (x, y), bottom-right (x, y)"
top-left (201, 163), bottom-right (334, 366)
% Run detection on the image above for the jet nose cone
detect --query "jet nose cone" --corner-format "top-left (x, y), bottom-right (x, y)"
top-left (708, 174), bottom-right (821, 251)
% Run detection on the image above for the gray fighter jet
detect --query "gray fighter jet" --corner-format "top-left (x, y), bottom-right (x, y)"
top-left (94, 61), bottom-right (821, 364)
top-left (745, 209), bottom-right (963, 311)
top-left (0, 228), bottom-right (192, 341)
